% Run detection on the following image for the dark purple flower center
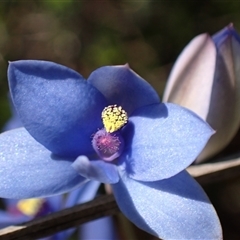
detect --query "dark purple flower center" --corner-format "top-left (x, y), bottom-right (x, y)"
top-left (92, 104), bottom-right (128, 161)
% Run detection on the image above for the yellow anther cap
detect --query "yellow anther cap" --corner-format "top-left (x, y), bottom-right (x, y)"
top-left (101, 105), bottom-right (128, 133)
top-left (17, 198), bottom-right (44, 216)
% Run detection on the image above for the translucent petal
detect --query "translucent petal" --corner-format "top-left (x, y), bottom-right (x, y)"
top-left (119, 103), bottom-right (214, 181)
top-left (163, 33), bottom-right (216, 120)
top-left (112, 171), bottom-right (222, 239)
top-left (8, 60), bottom-right (107, 157)
top-left (197, 25), bottom-right (240, 162)
top-left (0, 128), bottom-right (85, 199)
top-left (72, 156), bottom-right (119, 184)
top-left (88, 65), bottom-right (160, 115)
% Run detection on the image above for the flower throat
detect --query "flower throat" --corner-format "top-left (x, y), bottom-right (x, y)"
top-left (92, 105), bottom-right (128, 161)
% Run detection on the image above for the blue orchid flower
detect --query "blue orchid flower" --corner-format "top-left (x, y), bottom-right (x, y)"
top-left (0, 60), bottom-right (222, 239)
top-left (1, 101), bottom-right (117, 240)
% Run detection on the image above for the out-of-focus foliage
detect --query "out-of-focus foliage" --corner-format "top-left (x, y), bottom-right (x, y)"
top-left (1, 0), bottom-right (240, 129)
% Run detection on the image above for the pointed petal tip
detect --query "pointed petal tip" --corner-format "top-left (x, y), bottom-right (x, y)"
top-left (228, 22), bottom-right (234, 28)
top-left (124, 63), bottom-right (130, 68)
top-left (213, 24), bottom-right (240, 46)
top-left (113, 171), bottom-right (223, 240)
top-left (8, 60), bottom-right (15, 70)
top-left (120, 103), bottom-right (215, 181)
top-left (113, 63), bottom-right (130, 70)
top-left (212, 128), bottom-right (216, 135)
top-left (8, 60), bottom-right (30, 70)
top-left (105, 63), bottom-right (130, 69)
top-left (163, 32), bottom-right (216, 105)
top-left (226, 24), bottom-right (239, 36)
top-left (88, 64), bottom-right (160, 115)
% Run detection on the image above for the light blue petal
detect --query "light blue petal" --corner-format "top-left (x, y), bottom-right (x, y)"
top-left (8, 60), bottom-right (107, 157)
top-left (112, 171), bottom-right (222, 239)
top-left (72, 156), bottom-right (119, 184)
top-left (88, 65), bottom-right (160, 115)
top-left (46, 195), bottom-right (62, 213)
top-left (65, 181), bottom-right (100, 207)
top-left (0, 128), bottom-right (85, 199)
top-left (0, 210), bottom-right (30, 228)
top-left (212, 24), bottom-right (240, 48)
top-left (119, 103), bottom-right (214, 181)
top-left (80, 216), bottom-right (117, 240)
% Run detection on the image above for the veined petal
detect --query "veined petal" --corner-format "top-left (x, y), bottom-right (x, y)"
top-left (112, 171), bottom-right (222, 239)
top-left (87, 65), bottom-right (160, 115)
top-left (197, 25), bottom-right (240, 162)
top-left (8, 60), bottom-right (107, 157)
top-left (0, 128), bottom-right (85, 199)
top-left (163, 33), bottom-right (216, 120)
top-left (72, 156), bottom-right (119, 184)
top-left (119, 103), bottom-right (214, 181)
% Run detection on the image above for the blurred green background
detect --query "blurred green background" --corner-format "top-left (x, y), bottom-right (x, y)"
top-left (1, 0), bottom-right (240, 239)
top-left (1, 0), bottom-right (240, 128)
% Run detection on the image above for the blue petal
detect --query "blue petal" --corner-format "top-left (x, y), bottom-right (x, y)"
top-left (8, 60), bottom-right (107, 157)
top-left (60, 181), bottom-right (101, 240)
top-left (65, 181), bottom-right (117, 240)
top-left (46, 195), bottom-right (62, 212)
top-left (87, 65), bottom-right (160, 115)
top-left (65, 181), bottom-right (100, 207)
top-left (0, 128), bottom-right (85, 199)
top-left (3, 198), bottom-right (19, 209)
top-left (112, 171), bottom-right (222, 239)
top-left (0, 210), bottom-right (30, 228)
top-left (212, 24), bottom-right (240, 48)
top-left (72, 156), bottom-right (119, 184)
top-left (119, 103), bottom-right (214, 181)
top-left (80, 217), bottom-right (117, 240)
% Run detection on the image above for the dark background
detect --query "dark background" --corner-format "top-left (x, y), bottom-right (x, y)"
top-left (1, 0), bottom-right (240, 127)
top-left (1, 1), bottom-right (240, 239)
